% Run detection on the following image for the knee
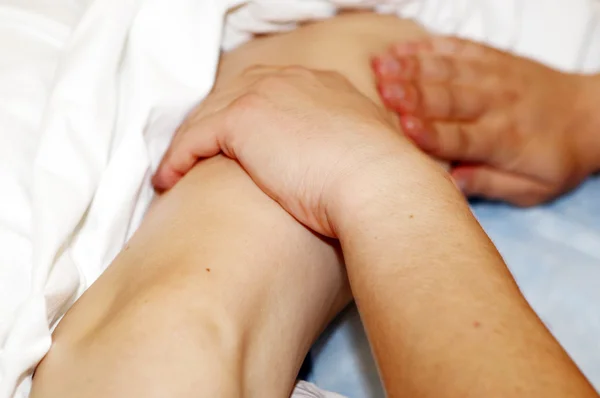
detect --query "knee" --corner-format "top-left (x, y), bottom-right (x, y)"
top-left (32, 280), bottom-right (245, 397)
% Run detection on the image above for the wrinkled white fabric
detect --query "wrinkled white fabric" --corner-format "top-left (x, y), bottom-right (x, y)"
top-left (1, 1), bottom-right (600, 397)
top-left (293, 381), bottom-right (347, 397)
top-left (0, 1), bottom-right (241, 396)
top-left (0, 1), bottom-right (86, 396)
top-left (224, 0), bottom-right (600, 71)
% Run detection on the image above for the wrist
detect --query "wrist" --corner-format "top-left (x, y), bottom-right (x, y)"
top-left (326, 146), bottom-right (464, 240)
top-left (574, 73), bottom-right (600, 174)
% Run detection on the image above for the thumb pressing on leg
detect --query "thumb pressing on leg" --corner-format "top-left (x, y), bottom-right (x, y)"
top-left (152, 112), bottom-right (226, 192)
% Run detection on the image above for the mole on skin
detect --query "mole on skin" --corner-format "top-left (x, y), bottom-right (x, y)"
top-left (206, 268), bottom-right (211, 273)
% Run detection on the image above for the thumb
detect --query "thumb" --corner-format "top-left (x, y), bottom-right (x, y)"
top-left (452, 165), bottom-right (551, 207)
top-left (152, 112), bottom-right (226, 192)
top-left (400, 116), bottom-right (493, 163)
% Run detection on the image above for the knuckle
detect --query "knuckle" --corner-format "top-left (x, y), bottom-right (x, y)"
top-left (402, 56), bottom-right (420, 77)
top-left (319, 69), bottom-right (345, 82)
top-left (460, 89), bottom-right (483, 118)
top-left (286, 66), bottom-right (335, 84)
top-left (483, 73), bottom-right (502, 90)
top-left (279, 65), bottom-right (349, 89)
top-left (501, 87), bottom-right (520, 104)
top-left (255, 73), bottom-right (292, 93)
top-left (231, 92), bottom-right (264, 113)
top-left (242, 64), bottom-right (273, 76)
top-left (227, 92), bottom-right (264, 129)
top-left (324, 70), bottom-right (353, 89)
top-left (438, 56), bottom-right (456, 80)
top-left (418, 84), bottom-right (441, 116)
top-left (283, 65), bottom-right (344, 83)
top-left (437, 36), bottom-right (461, 54)
top-left (281, 65), bottom-right (320, 83)
top-left (464, 59), bottom-right (484, 79)
top-left (417, 56), bottom-right (441, 80)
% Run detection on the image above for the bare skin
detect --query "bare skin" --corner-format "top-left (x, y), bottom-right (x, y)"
top-left (156, 13), bottom-right (427, 190)
top-left (31, 14), bottom-right (426, 398)
top-left (372, 36), bottom-right (600, 206)
top-left (152, 64), bottom-right (598, 398)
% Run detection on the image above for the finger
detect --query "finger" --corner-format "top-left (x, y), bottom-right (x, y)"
top-left (373, 53), bottom-right (484, 84)
top-left (371, 54), bottom-right (419, 80)
top-left (399, 116), bottom-right (492, 163)
top-left (152, 111), bottom-right (225, 192)
top-left (415, 82), bottom-right (486, 120)
top-left (451, 165), bottom-right (552, 206)
top-left (379, 81), bottom-right (486, 120)
top-left (391, 36), bottom-right (507, 62)
top-left (377, 80), bottom-right (419, 114)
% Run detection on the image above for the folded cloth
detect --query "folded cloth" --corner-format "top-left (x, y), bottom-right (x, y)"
top-left (224, 0), bottom-right (600, 72)
top-left (0, 0), bottom-right (85, 396)
top-left (0, 1), bottom-right (241, 396)
top-left (2, 0), bottom-right (600, 397)
top-left (293, 381), bottom-right (347, 398)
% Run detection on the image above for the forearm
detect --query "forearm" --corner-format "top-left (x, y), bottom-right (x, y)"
top-left (335, 157), bottom-right (597, 397)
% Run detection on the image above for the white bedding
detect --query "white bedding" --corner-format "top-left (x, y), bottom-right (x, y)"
top-left (1, 0), bottom-right (599, 397)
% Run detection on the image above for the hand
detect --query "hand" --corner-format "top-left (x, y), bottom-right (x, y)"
top-left (372, 36), bottom-right (600, 206)
top-left (153, 66), bottom-right (434, 237)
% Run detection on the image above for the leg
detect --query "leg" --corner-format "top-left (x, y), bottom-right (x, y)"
top-left (31, 13), bottom-right (426, 397)
top-left (31, 156), bottom-right (349, 398)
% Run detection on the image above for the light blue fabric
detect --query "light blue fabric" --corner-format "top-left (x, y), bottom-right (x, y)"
top-left (309, 175), bottom-right (600, 398)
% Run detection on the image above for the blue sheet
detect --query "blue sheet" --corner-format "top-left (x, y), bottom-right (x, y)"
top-left (310, 175), bottom-right (600, 397)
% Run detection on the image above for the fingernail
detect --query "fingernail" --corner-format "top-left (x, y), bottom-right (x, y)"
top-left (379, 82), bottom-right (418, 113)
top-left (379, 82), bottom-right (405, 101)
top-left (152, 176), bottom-right (165, 193)
top-left (151, 172), bottom-right (168, 192)
top-left (372, 55), bottom-right (402, 78)
top-left (400, 115), bottom-right (423, 135)
top-left (451, 175), bottom-right (467, 192)
top-left (151, 169), bottom-right (179, 192)
top-left (400, 115), bottom-right (435, 150)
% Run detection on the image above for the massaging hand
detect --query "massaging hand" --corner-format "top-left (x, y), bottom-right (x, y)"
top-left (372, 36), bottom-right (600, 206)
top-left (153, 66), bottom-right (433, 237)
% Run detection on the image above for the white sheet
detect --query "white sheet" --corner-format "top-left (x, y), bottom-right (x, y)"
top-left (225, 0), bottom-right (600, 72)
top-left (1, 1), bottom-right (599, 397)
